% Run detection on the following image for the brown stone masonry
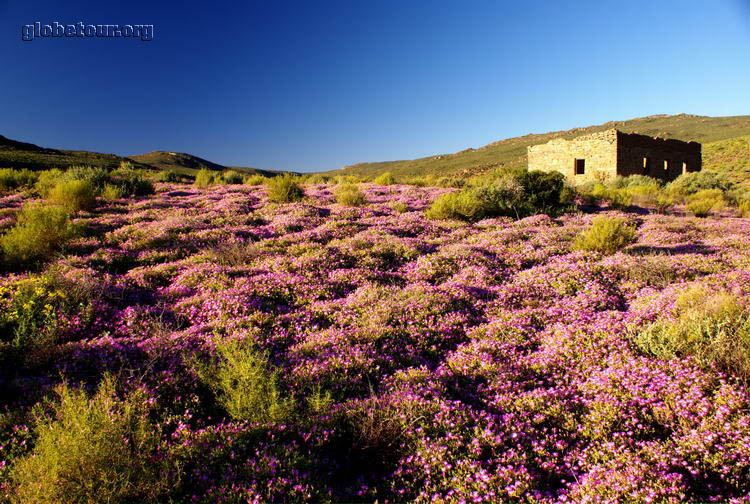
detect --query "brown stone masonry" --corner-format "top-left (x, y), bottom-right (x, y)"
top-left (527, 129), bottom-right (701, 184)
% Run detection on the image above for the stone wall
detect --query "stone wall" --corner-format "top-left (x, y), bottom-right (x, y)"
top-left (527, 129), bottom-right (618, 183)
top-left (616, 131), bottom-right (701, 182)
top-left (527, 129), bottom-right (702, 184)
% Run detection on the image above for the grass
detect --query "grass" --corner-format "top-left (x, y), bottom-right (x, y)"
top-left (703, 134), bottom-right (750, 191)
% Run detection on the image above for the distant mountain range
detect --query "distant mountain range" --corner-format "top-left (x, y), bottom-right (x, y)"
top-left (0, 135), bottom-right (284, 177)
top-left (2, 114), bottom-right (749, 187)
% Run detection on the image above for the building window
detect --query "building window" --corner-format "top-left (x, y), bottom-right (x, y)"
top-left (574, 158), bottom-right (585, 175)
top-left (643, 157), bottom-right (651, 173)
top-left (664, 159), bottom-right (669, 171)
top-left (682, 162), bottom-right (688, 174)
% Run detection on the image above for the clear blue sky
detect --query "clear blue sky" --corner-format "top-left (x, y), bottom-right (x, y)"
top-left (2, 0), bottom-right (749, 172)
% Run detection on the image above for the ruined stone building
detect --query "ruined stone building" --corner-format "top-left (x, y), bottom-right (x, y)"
top-left (527, 129), bottom-right (701, 183)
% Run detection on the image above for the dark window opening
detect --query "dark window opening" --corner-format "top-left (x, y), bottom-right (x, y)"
top-left (574, 158), bottom-right (585, 175)
top-left (643, 157), bottom-right (651, 173)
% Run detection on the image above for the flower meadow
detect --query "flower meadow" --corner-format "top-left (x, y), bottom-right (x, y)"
top-left (1, 180), bottom-right (750, 503)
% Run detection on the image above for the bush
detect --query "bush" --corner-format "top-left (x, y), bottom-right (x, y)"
top-left (194, 338), bottom-right (294, 423)
top-left (667, 171), bottom-right (734, 196)
top-left (374, 172), bottom-right (396, 185)
top-left (0, 169), bottom-right (37, 192)
top-left (1, 203), bottom-right (76, 266)
top-left (334, 183), bottom-right (367, 206)
top-left (266, 174), bottom-right (305, 203)
top-left (634, 286), bottom-right (750, 381)
top-left (244, 174), bottom-right (267, 186)
top-left (65, 166), bottom-right (109, 192)
top-left (655, 194), bottom-right (674, 213)
top-left (426, 170), bottom-right (568, 221)
top-left (10, 376), bottom-right (169, 504)
top-left (194, 168), bottom-right (216, 189)
top-left (425, 190), bottom-right (485, 221)
top-left (110, 168), bottom-right (155, 197)
top-left (686, 197), bottom-right (720, 217)
top-left (35, 169), bottom-right (65, 197)
top-left (608, 175), bottom-right (662, 189)
top-left (0, 270), bottom-right (93, 366)
top-left (305, 174), bottom-right (331, 185)
top-left (102, 184), bottom-right (126, 200)
top-left (221, 170), bottom-right (244, 184)
top-left (573, 216), bottom-right (637, 255)
top-left (740, 200), bottom-right (750, 218)
top-left (159, 169), bottom-right (181, 183)
top-left (390, 201), bottom-right (409, 213)
top-left (48, 179), bottom-right (97, 212)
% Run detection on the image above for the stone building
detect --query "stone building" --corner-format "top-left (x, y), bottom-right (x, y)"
top-left (527, 129), bottom-right (701, 183)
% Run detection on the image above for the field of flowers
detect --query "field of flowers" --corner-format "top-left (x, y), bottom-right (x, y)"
top-left (2, 181), bottom-right (750, 503)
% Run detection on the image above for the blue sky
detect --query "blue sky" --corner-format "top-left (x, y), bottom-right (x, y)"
top-left (2, 0), bottom-right (749, 172)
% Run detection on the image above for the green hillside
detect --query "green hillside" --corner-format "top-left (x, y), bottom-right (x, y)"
top-left (328, 114), bottom-right (750, 180)
top-left (130, 151), bottom-right (288, 177)
top-left (0, 135), bottom-right (152, 171)
top-left (0, 136), bottom-right (287, 178)
top-left (703, 135), bottom-right (750, 191)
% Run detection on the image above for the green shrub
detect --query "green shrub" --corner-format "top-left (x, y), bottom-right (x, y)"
top-left (390, 201), bottom-right (409, 213)
top-left (11, 376), bottom-right (169, 504)
top-left (634, 286), bottom-right (750, 381)
top-left (608, 175), bottom-right (662, 189)
top-left (374, 172), bottom-right (396, 185)
top-left (667, 171), bottom-right (734, 196)
top-left (334, 175), bottom-right (362, 185)
top-left (266, 174), bottom-right (305, 203)
top-left (110, 168), bottom-right (155, 197)
top-left (102, 184), bottom-right (126, 200)
top-left (739, 200), bottom-right (750, 218)
top-left (194, 338), bottom-right (294, 423)
top-left (334, 183), bottom-right (367, 206)
top-left (426, 170), bottom-right (568, 221)
top-left (0, 270), bottom-right (94, 366)
top-left (305, 174), bottom-right (331, 184)
top-left (573, 216), bottom-right (637, 255)
top-left (0, 169), bottom-right (37, 192)
top-left (686, 197), bottom-right (720, 217)
top-left (35, 169), bottom-right (65, 197)
top-left (1, 203), bottom-right (76, 266)
top-left (159, 169), bottom-right (181, 183)
top-left (244, 174), bottom-right (267, 186)
top-left (221, 170), bottom-right (244, 184)
top-left (404, 176), bottom-right (431, 187)
top-left (655, 194), bottom-right (674, 213)
top-left (48, 179), bottom-right (97, 212)
top-left (65, 166), bottom-right (109, 191)
top-left (194, 168), bottom-right (216, 189)
top-left (425, 190), bottom-right (485, 221)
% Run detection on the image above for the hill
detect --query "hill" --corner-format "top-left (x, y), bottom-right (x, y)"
top-left (0, 135), bottom-right (287, 177)
top-left (328, 114), bottom-right (750, 180)
top-left (128, 151), bottom-right (286, 177)
top-left (703, 135), bottom-right (750, 191)
top-left (0, 134), bottom-right (152, 171)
